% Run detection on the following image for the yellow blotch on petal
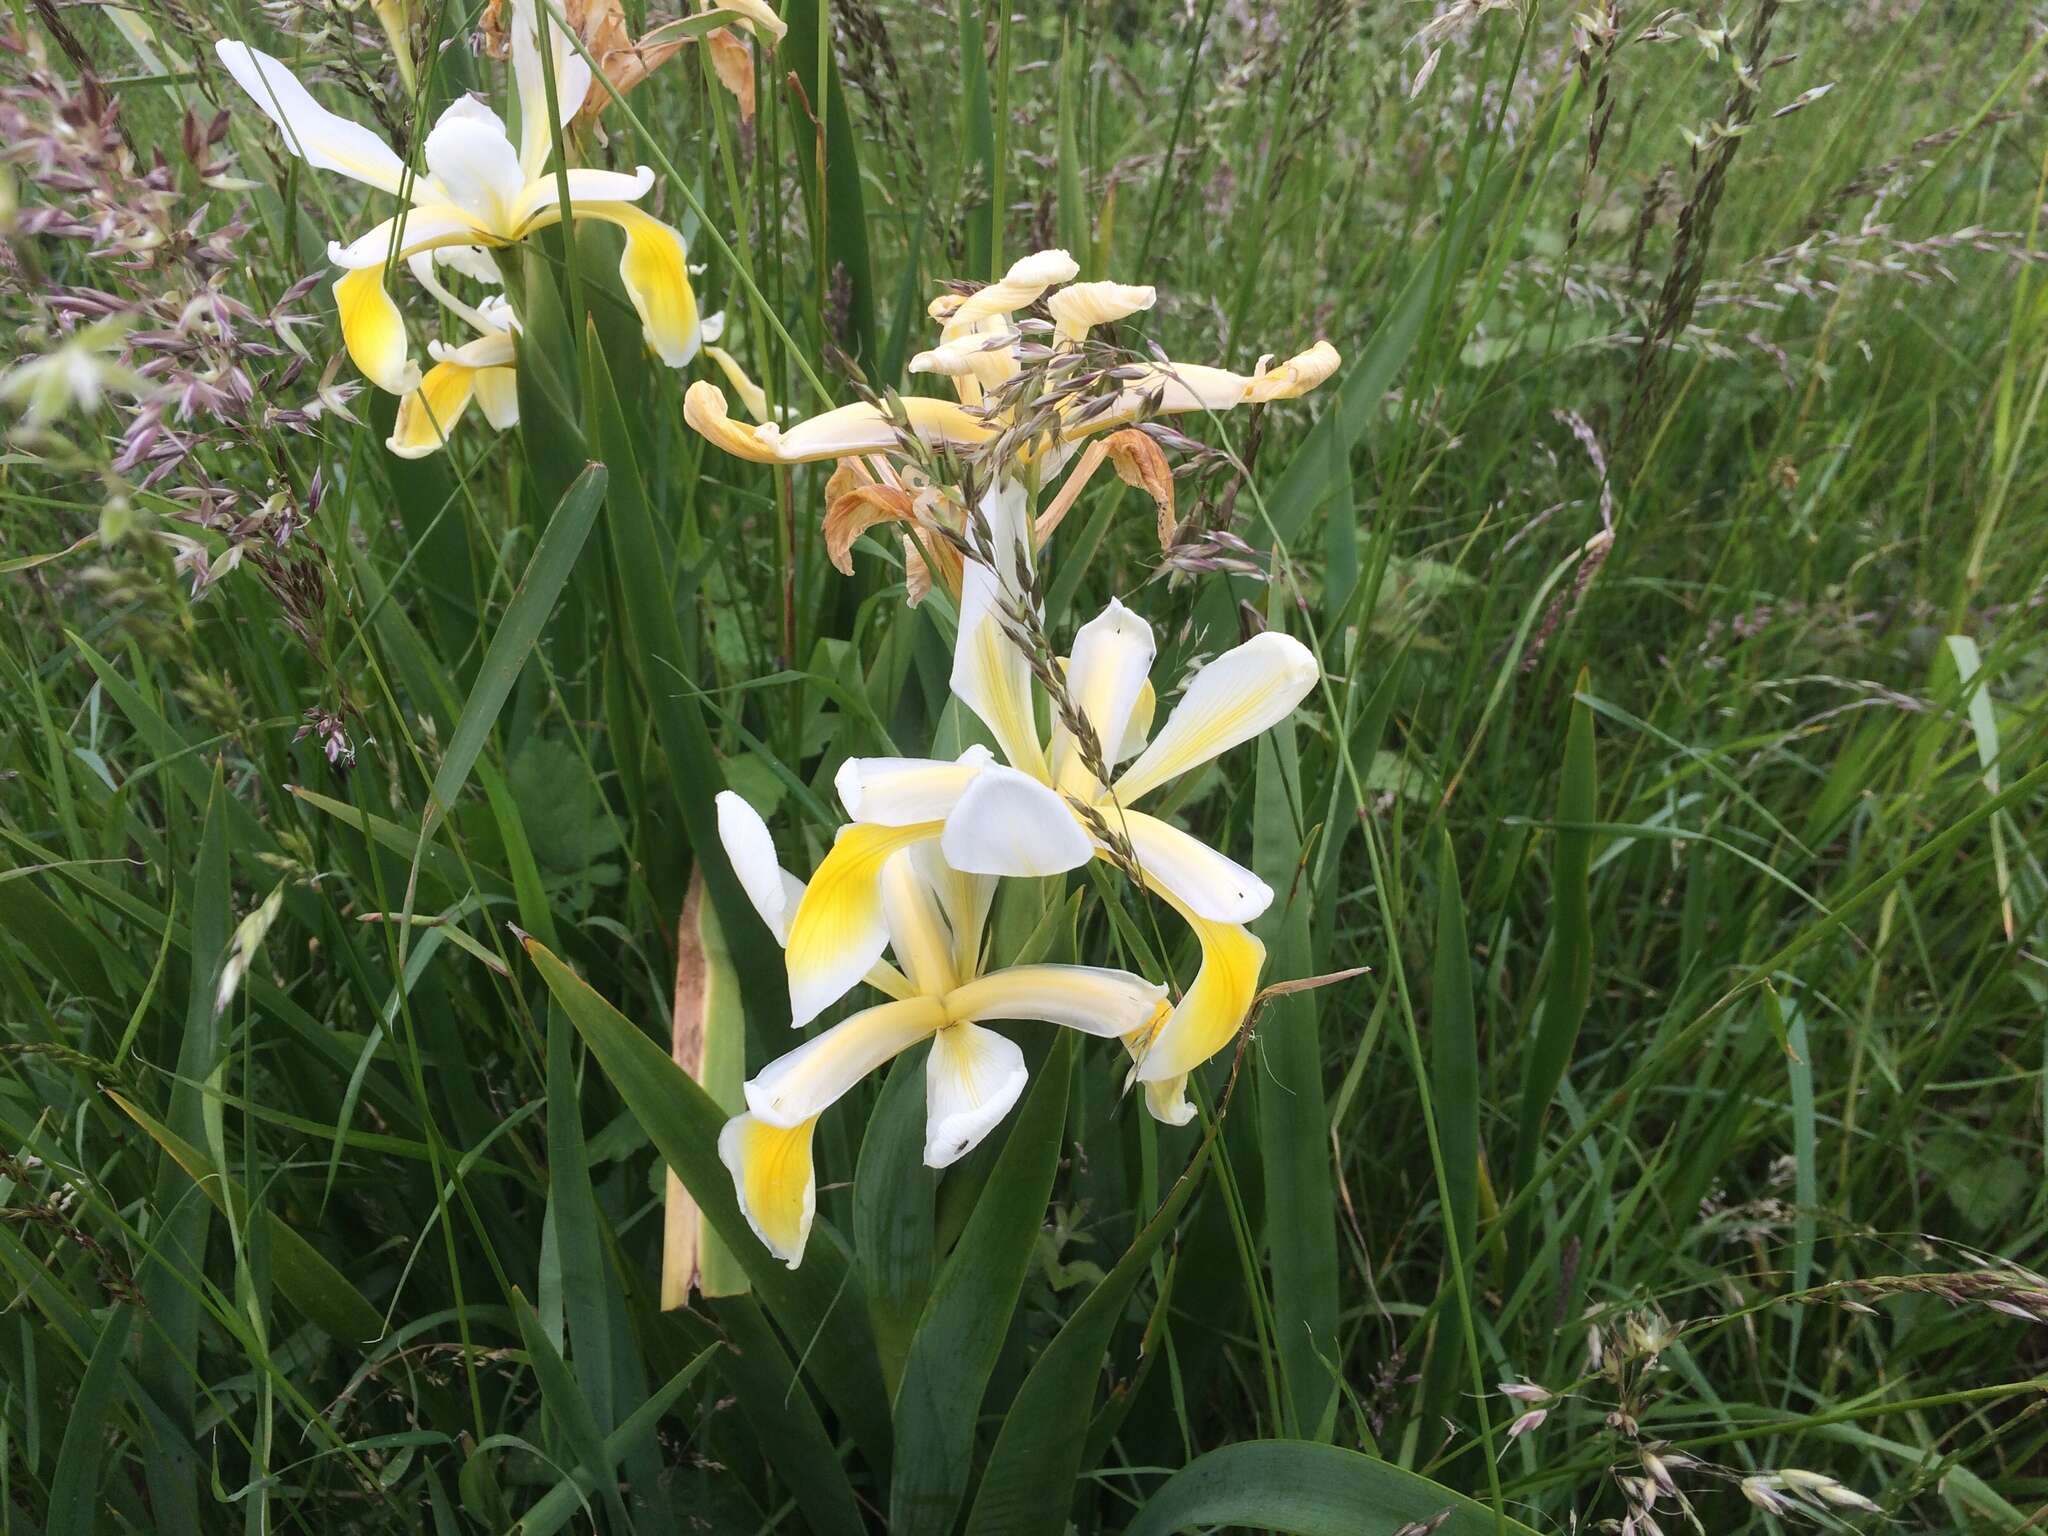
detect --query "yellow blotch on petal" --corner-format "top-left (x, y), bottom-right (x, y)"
top-left (333, 264), bottom-right (418, 395)
top-left (585, 202), bottom-right (701, 366)
top-left (1129, 889), bottom-right (1267, 1086)
top-left (783, 821), bottom-right (943, 1026)
top-left (386, 360), bottom-right (477, 458)
top-left (717, 1112), bottom-right (817, 1267)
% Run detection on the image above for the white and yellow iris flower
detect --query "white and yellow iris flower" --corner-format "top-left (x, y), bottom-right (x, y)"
top-left (778, 485), bottom-right (1317, 1122)
top-left (680, 247), bottom-right (1339, 600)
top-left (713, 792), bottom-right (1167, 1267)
top-left (217, 0), bottom-right (700, 397)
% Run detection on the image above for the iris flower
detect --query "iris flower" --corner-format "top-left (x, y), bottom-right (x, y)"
top-left (713, 792), bottom-right (1168, 1266)
top-left (777, 484), bottom-right (1317, 1123)
top-left (216, 0), bottom-right (700, 398)
top-left (680, 247), bottom-right (1339, 600)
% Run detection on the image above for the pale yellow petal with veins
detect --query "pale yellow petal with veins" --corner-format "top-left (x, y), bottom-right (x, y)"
top-left (1048, 280), bottom-right (1156, 343)
top-left (685, 381), bottom-right (782, 462)
top-left (704, 345), bottom-right (770, 421)
top-left (947, 247), bottom-right (1080, 328)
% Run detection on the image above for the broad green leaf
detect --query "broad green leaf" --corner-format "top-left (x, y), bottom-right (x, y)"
top-left (708, 1294), bottom-right (866, 1536)
top-left (1124, 1441), bottom-right (1538, 1536)
top-left (510, 1345), bottom-right (718, 1536)
top-left (853, 1052), bottom-right (935, 1396)
top-left (1508, 670), bottom-right (1596, 1272)
top-left (108, 1091), bottom-right (384, 1345)
top-left (963, 1143), bottom-right (1210, 1536)
top-left (890, 1033), bottom-right (1073, 1536)
top-left (523, 935), bottom-right (894, 1472)
top-left (509, 1288), bottom-right (630, 1531)
top-left (1253, 694), bottom-right (1338, 1439)
top-left (1421, 828), bottom-right (1479, 1426)
top-left (47, 1303), bottom-right (134, 1536)
top-left (423, 462), bottom-right (607, 837)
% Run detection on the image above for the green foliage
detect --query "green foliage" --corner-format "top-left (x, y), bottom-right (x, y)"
top-left (3, 0), bottom-right (2047, 1532)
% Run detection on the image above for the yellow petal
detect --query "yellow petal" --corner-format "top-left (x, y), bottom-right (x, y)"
top-left (717, 1112), bottom-right (817, 1267)
top-left (1246, 339), bottom-right (1342, 401)
top-left (879, 849), bottom-right (957, 996)
top-left (386, 359), bottom-right (477, 458)
top-left (784, 821), bottom-right (943, 1026)
top-left (580, 202), bottom-right (702, 366)
top-left (1129, 889), bottom-right (1266, 1085)
top-left (744, 995), bottom-right (947, 1124)
top-left (333, 265), bottom-right (418, 395)
top-left (947, 248), bottom-right (1079, 328)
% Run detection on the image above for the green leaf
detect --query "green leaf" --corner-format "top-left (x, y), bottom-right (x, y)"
top-left (708, 1295), bottom-right (866, 1536)
top-left (424, 462), bottom-right (607, 838)
top-left (509, 1288), bottom-right (631, 1532)
top-left (107, 1091), bottom-right (384, 1345)
top-left (890, 1033), bottom-right (1073, 1536)
top-left (1123, 1442), bottom-right (1541, 1536)
top-left (523, 935), bottom-right (894, 1472)
top-left (1253, 696), bottom-right (1338, 1439)
top-left (545, 1005), bottom-right (617, 1439)
top-left (1421, 828), bottom-right (1479, 1425)
top-left (853, 1052), bottom-right (936, 1397)
top-left (510, 1346), bottom-right (719, 1536)
top-left (132, 767), bottom-right (226, 1536)
top-left (1508, 670), bottom-right (1596, 1272)
top-left (963, 1144), bottom-right (1210, 1536)
top-left (47, 1304), bottom-right (134, 1536)
top-left (783, 0), bottom-right (877, 363)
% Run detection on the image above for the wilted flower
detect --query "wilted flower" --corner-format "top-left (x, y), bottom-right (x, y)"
top-left (683, 247), bottom-right (1338, 603)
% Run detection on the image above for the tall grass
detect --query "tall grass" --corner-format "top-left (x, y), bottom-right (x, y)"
top-left (2, 0), bottom-right (2045, 1531)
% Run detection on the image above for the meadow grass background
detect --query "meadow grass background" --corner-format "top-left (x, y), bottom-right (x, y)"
top-left (2, 0), bottom-right (2046, 1530)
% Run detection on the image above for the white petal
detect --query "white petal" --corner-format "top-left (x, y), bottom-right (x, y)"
top-left (835, 746), bottom-right (992, 825)
top-left (744, 996), bottom-right (945, 1126)
top-left (328, 205), bottom-right (484, 269)
top-left (716, 790), bottom-right (797, 944)
top-left (947, 248), bottom-right (1080, 328)
top-left (423, 104), bottom-right (526, 234)
top-left (215, 41), bottom-right (408, 195)
top-left (945, 964), bottom-right (1167, 1038)
top-left (923, 1023), bottom-right (1028, 1169)
top-left (1110, 632), bottom-right (1319, 805)
top-left (940, 764), bottom-right (1091, 878)
top-left (1051, 597), bottom-right (1155, 796)
top-left (1139, 1074), bottom-right (1196, 1126)
top-left (510, 0), bottom-right (592, 178)
top-left (443, 332), bottom-right (517, 369)
top-left (879, 849), bottom-right (956, 996)
top-left (950, 481), bottom-right (1046, 775)
top-left (509, 166), bottom-right (655, 230)
top-left (1117, 809), bottom-right (1271, 923)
